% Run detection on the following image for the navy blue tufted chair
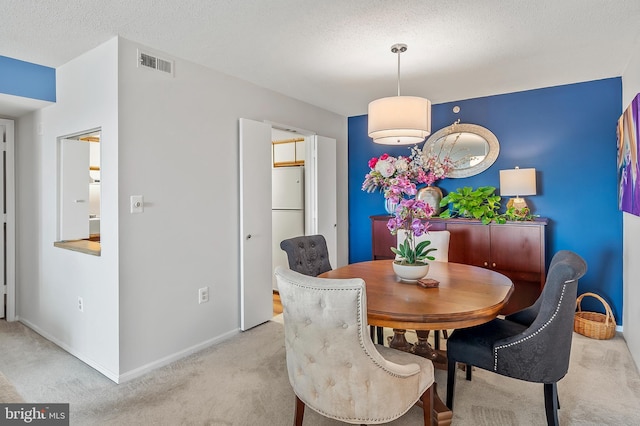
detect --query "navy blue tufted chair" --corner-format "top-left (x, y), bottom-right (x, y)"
top-left (445, 250), bottom-right (587, 426)
top-left (280, 234), bottom-right (332, 277)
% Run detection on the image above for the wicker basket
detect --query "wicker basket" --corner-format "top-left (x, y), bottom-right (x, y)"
top-left (574, 292), bottom-right (616, 340)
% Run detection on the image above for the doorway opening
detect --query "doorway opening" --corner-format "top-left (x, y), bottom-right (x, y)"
top-left (271, 127), bottom-right (306, 291)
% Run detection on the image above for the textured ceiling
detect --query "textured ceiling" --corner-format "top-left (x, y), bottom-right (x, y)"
top-left (2, 0), bottom-right (640, 117)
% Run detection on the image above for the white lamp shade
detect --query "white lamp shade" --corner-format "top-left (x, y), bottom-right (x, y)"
top-left (500, 168), bottom-right (537, 196)
top-left (368, 96), bottom-right (432, 145)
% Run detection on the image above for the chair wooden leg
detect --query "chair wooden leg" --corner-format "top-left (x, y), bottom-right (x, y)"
top-left (544, 382), bottom-right (559, 426)
top-left (446, 360), bottom-right (456, 409)
top-left (294, 395), bottom-right (305, 426)
top-left (376, 326), bottom-right (384, 345)
top-left (433, 330), bottom-right (440, 350)
top-left (420, 383), bottom-right (434, 426)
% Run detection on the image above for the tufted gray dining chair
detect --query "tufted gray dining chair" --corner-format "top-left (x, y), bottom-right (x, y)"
top-left (445, 250), bottom-right (587, 426)
top-left (274, 266), bottom-right (434, 425)
top-left (280, 234), bottom-right (332, 277)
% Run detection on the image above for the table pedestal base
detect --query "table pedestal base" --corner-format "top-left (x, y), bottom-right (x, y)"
top-left (388, 329), bottom-right (452, 425)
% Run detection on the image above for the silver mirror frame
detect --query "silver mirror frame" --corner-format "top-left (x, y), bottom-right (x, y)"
top-left (422, 123), bottom-right (500, 178)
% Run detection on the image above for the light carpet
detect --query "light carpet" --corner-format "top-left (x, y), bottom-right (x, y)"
top-left (0, 318), bottom-right (639, 425)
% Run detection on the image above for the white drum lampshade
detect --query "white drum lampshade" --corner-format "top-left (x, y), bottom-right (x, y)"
top-left (368, 96), bottom-right (432, 145)
top-left (499, 167), bottom-right (537, 210)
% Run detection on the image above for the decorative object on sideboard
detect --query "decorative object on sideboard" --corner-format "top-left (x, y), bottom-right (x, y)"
top-left (368, 43), bottom-right (431, 145)
top-left (439, 186), bottom-right (503, 225)
top-left (423, 120), bottom-right (500, 178)
top-left (417, 184), bottom-right (443, 215)
top-left (362, 147), bottom-right (451, 214)
top-left (499, 167), bottom-right (537, 216)
top-left (384, 197), bottom-right (398, 215)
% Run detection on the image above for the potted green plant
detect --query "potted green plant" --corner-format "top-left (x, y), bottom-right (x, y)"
top-left (438, 186), bottom-right (502, 225)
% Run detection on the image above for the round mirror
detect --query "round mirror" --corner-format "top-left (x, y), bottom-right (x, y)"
top-left (422, 122), bottom-right (499, 178)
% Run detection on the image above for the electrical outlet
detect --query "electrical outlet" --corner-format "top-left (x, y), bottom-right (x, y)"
top-left (198, 287), bottom-right (209, 304)
top-left (78, 297), bottom-right (84, 312)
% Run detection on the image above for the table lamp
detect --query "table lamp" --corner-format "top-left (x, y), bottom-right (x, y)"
top-left (499, 167), bottom-right (536, 211)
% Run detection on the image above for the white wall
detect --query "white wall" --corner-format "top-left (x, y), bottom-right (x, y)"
top-left (622, 39), bottom-right (640, 372)
top-left (15, 38), bottom-right (120, 379)
top-left (14, 35), bottom-right (347, 382)
top-left (116, 38), bottom-right (347, 377)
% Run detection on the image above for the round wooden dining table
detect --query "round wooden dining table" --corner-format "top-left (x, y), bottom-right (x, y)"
top-left (318, 259), bottom-right (514, 360)
top-left (319, 259), bottom-right (513, 425)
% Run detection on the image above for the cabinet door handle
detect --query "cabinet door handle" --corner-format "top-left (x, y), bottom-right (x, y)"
top-left (484, 262), bottom-right (488, 267)
top-left (492, 262), bottom-right (496, 268)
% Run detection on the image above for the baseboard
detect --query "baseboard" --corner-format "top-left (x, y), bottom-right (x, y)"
top-left (18, 318), bottom-right (241, 384)
top-left (117, 328), bottom-right (240, 383)
top-left (18, 318), bottom-right (120, 383)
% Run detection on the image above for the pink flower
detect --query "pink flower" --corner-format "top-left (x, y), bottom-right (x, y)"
top-left (380, 153), bottom-right (389, 161)
top-left (375, 158), bottom-right (396, 178)
top-left (368, 157), bottom-right (378, 169)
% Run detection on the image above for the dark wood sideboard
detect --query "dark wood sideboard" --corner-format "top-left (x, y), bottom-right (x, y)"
top-left (370, 215), bottom-right (548, 315)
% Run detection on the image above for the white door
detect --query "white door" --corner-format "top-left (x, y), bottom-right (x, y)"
top-left (305, 135), bottom-right (338, 268)
top-left (239, 118), bottom-right (273, 330)
top-left (0, 119), bottom-right (15, 320)
top-left (59, 139), bottom-right (90, 240)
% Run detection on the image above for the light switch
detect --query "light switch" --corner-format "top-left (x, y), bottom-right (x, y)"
top-left (130, 195), bottom-right (144, 213)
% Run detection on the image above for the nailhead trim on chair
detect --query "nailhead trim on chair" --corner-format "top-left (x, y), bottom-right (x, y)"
top-left (493, 280), bottom-right (574, 371)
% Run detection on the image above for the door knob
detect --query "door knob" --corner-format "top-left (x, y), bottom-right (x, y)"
top-left (246, 234), bottom-right (252, 239)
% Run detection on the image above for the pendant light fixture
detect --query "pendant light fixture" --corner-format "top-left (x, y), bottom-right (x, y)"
top-left (368, 44), bottom-right (432, 145)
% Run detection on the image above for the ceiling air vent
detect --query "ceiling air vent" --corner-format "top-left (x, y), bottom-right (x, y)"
top-left (137, 49), bottom-right (174, 76)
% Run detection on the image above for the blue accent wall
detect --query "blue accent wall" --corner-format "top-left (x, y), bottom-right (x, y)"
top-left (348, 78), bottom-right (623, 323)
top-left (0, 55), bottom-right (56, 102)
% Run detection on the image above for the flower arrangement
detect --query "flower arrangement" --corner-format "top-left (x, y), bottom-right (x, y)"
top-left (362, 146), bottom-right (453, 202)
top-left (361, 145), bottom-right (452, 266)
top-left (387, 198), bottom-right (437, 265)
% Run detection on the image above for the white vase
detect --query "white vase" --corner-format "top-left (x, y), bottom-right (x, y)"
top-left (392, 261), bottom-right (430, 283)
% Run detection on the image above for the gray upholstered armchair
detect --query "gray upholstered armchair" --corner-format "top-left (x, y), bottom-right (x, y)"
top-left (280, 234), bottom-right (332, 277)
top-left (274, 266), bottom-right (434, 425)
top-left (445, 250), bottom-right (587, 426)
